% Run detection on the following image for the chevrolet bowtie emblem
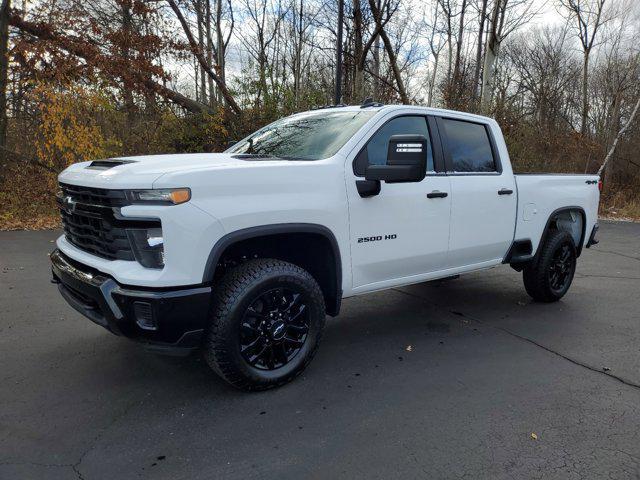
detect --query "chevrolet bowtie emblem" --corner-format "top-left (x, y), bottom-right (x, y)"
top-left (63, 196), bottom-right (77, 213)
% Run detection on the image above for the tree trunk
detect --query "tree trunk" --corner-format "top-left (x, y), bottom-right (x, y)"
top-left (205, 0), bottom-right (215, 106)
top-left (473, 0), bottom-right (488, 102)
top-left (368, 0), bottom-right (408, 104)
top-left (167, 0), bottom-right (240, 113)
top-left (580, 51), bottom-right (590, 135)
top-left (427, 52), bottom-right (439, 107)
top-left (353, 0), bottom-right (364, 101)
top-left (603, 92), bottom-right (620, 185)
top-left (293, 0), bottom-right (303, 104)
top-left (0, 0), bottom-right (9, 165)
top-left (196, 0), bottom-right (207, 103)
top-left (372, 0), bottom-right (381, 100)
top-left (121, 0), bottom-right (136, 135)
top-left (215, 0), bottom-right (225, 104)
top-left (480, 0), bottom-right (502, 113)
top-left (598, 94), bottom-right (640, 180)
top-left (452, 0), bottom-right (467, 95)
top-left (480, 43), bottom-right (497, 112)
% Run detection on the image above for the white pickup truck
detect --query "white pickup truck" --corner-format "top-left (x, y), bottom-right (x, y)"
top-left (51, 104), bottom-right (601, 390)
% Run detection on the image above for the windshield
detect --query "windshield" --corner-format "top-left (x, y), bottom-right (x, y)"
top-left (228, 110), bottom-right (376, 160)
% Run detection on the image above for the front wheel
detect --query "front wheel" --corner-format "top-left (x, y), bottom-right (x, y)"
top-left (523, 230), bottom-right (577, 302)
top-left (204, 258), bottom-right (326, 391)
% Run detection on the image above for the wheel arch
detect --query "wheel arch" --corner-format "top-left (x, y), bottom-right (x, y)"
top-left (203, 223), bottom-right (342, 316)
top-left (535, 206), bottom-right (587, 259)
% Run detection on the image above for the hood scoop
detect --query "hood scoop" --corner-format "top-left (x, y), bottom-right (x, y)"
top-left (87, 159), bottom-right (136, 170)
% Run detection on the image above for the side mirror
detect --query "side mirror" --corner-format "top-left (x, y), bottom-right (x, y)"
top-left (364, 134), bottom-right (427, 183)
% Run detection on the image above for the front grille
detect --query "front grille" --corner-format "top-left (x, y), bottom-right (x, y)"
top-left (59, 183), bottom-right (128, 208)
top-left (58, 183), bottom-right (157, 261)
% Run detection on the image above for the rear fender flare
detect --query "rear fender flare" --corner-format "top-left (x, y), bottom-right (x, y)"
top-left (535, 207), bottom-right (587, 258)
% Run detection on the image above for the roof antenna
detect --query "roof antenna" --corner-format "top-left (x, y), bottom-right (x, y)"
top-left (361, 97), bottom-right (382, 108)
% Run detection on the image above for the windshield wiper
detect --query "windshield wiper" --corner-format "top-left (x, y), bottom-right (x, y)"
top-left (231, 153), bottom-right (273, 159)
top-left (231, 153), bottom-right (310, 161)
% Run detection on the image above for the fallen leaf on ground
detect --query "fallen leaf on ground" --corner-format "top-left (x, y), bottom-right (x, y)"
top-left (531, 432), bottom-right (538, 440)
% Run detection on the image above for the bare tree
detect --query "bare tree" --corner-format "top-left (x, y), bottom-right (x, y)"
top-left (167, 0), bottom-right (240, 113)
top-left (480, 0), bottom-right (539, 112)
top-left (424, 1), bottom-right (447, 106)
top-left (368, 0), bottom-right (408, 103)
top-left (235, 0), bottom-right (287, 107)
top-left (559, 0), bottom-right (609, 135)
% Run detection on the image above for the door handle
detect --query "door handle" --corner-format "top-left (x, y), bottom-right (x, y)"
top-left (498, 188), bottom-right (514, 195)
top-left (427, 191), bottom-right (448, 199)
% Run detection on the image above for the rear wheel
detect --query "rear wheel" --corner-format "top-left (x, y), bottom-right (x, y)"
top-left (204, 258), bottom-right (326, 391)
top-left (523, 230), bottom-right (577, 302)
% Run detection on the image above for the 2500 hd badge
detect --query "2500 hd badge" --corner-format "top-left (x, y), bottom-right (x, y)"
top-left (358, 234), bottom-right (398, 243)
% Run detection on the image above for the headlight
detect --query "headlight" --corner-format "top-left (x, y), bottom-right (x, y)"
top-left (127, 188), bottom-right (191, 205)
top-left (127, 228), bottom-right (164, 268)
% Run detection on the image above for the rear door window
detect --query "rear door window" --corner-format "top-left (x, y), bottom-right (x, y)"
top-left (440, 119), bottom-right (496, 173)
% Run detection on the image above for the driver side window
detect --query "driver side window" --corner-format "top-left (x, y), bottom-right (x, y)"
top-left (354, 115), bottom-right (433, 176)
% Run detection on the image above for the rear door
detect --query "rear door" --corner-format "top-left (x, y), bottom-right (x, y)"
top-left (347, 114), bottom-right (452, 290)
top-left (436, 117), bottom-right (516, 267)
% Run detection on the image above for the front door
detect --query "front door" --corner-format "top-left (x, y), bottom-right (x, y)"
top-left (347, 114), bottom-right (452, 291)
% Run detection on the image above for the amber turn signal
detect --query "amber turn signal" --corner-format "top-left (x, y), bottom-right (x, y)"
top-left (169, 188), bottom-right (191, 204)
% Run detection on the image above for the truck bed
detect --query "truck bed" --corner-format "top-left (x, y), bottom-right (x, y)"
top-left (514, 174), bottom-right (600, 255)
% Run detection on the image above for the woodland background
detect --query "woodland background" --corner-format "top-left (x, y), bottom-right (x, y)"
top-left (0, 0), bottom-right (638, 229)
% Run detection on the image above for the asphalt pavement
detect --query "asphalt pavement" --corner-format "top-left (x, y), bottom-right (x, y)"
top-left (1, 221), bottom-right (639, 480)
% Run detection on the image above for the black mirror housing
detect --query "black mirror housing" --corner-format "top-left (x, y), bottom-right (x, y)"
top-left (364, 134), bottom-right (427, 183)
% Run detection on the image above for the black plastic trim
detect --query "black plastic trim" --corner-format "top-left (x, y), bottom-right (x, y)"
top-left (356, 179), bottom-right (381, 197)
top-left (503, 239), bottom-right (533, 264)
top-left (586, 223), bottom-right (599, 247)
top-left (427, 116), bottom-right (446, 172)
top-left (51, 249), bottom-right (211, 351)
top-left (202, 223), bottom-right (343, 315)
top-left (427, 191), bottom-right (448, 198)
top-left (536, 207), bottom-right (587, 258)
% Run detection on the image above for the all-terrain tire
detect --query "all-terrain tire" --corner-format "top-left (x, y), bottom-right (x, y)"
top-left (523, 230), bottom-right (577, 303)
top-left (204, 258), bottom-right (326, 391)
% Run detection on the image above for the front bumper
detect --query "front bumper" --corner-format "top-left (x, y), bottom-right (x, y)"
top-left (51, 249), bottom-right (211, 355)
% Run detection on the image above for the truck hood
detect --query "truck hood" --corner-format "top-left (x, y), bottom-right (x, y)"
top-left (58, 153), bottom-right (288, 189)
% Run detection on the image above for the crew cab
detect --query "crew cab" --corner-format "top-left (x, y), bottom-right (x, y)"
top-left (50, 104), bottom-right (601, 390)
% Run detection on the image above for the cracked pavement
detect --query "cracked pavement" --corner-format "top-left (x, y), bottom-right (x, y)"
top-left (1, 221), bottom-right (639, 479)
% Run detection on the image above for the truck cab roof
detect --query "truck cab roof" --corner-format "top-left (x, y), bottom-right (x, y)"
top-left (305, 104), bottom-right (496, 125)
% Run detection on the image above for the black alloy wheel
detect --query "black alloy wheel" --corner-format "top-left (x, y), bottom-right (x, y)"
top-left (548, 243), bottom-right (575, 294)
top-left (240, 288), bottom-right (310, 370)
